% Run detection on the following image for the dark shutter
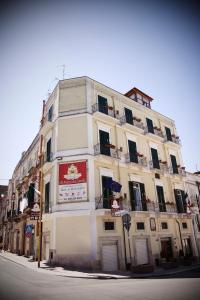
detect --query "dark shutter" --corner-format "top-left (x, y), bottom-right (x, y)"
top-left (156, 186), bottom-right (166, 212)
top-left (27, 183), bottom-right (35, 207)
top-left (146, 118), bottom-right (154, 134)
top-left (128, 140), bottom-right (138, 163)
top-left (181, 190), bottom-right (187, 213)
top-left (45, 182), bottom-right (50, 213)
top-left (140, 183), bottom-right (147, 211)
top-left (165, 127), bottom-right (172, 141)
top-left (48, 105), bottom-right (53, 122)
top-left (129, 181), bottom-right (136, 211)
top-left (170, 155), bottom-right (178, 174)
top-left (174, 189), bottom-right (184, 213)
top-left (102, 176), bottom-right (112, 209)
top-left (98, 95), bottom-right (108, 115)
top-left (99, 130), bottom-right (110, 156)
top-left (46, 139), bottom-right (51, 162)
top-left (151, 148), bottom-right (160, 169)
top-left (125, 108), bottom-right (133, 125)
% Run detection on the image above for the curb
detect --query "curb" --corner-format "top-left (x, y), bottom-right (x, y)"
top-left (1, 253), bottom-right (199, 280)
top-left (0, 253), bottom-right (129, 280)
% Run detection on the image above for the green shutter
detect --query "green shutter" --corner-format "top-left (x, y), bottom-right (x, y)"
top-left (129, 181), bottom-right (135, 211)
top-left (151, 148), bottom-right (160, 169)
top-left (98, 95), bottom-right (108, 115)
top-left (102, 176), bottom-right (112, 208)
top-left (128, 140), bottom-right (138, 163)
top-left (156, 186), bottom-right (166, 212)
top-left (99, 130), bottom-right (110, 156)
top-left (146, 118), bottom-right (154, 133)
top-left (45, 182), bottom-right (50, 213)
top-left (125, 108), bottom-right (133, 125)
top-left (170, 155), bottom-right (178, 174)
top-left (139, 183), bottom-right (147, 211)
top-left (165, 127), bottom-right (172, 141)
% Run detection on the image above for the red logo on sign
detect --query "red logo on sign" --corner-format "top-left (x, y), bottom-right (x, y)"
top-left (59, 161), bottom-right (87, 185)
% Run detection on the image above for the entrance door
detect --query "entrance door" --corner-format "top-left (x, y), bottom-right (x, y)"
top-left (135, 239), bottom-right (149, 265)
top-left (102, 244), bottom-right (118, 271)
top-left (160, 238), bottom-right (173, 261)
top-left (182, 238), bottom-right (193, 257)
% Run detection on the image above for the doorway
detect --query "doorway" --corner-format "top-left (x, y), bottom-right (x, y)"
top-left (160, 238), bottom-right (173, 261)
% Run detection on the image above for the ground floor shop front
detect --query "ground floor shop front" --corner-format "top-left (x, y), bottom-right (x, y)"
top-left (42, 210), bottom-right (199, 271)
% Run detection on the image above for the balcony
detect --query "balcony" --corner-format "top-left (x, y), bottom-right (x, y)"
top-left (94, 143), bottom-right (120, 159)
top-left (164, 135), bottom-right (181, 145)
top-left (44, 152), bottom-right (53, 163)
top-left (144, 126), bottom-right (164, 139)
top-left (40, 114), bottom-right (54, 135)
top-left (119, 115), bottom-right (144, 132)
top-left (125, 153), bottom-right (147, 167)
top-left (169, 166), bottom-right (186, 176)
top-left (92, 103), bottom-right (115, 118)
top-left (165, 203), bottom-right (177, 213)
top-left (95, 196), bottom-right (124, 210)
top-left (149, 160), bottom-right (169, 174)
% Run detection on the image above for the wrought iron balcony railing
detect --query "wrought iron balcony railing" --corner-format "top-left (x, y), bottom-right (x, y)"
top-left (94, 143), bottom-right (119, 159)
top-left (144, 126), bottom-right (164, 138)
top-left (169, 166), bottom-right (186, 176)
top-left (125, 153), bottom-right (147, 167)
top-left (92, 103), bottom-right (115, 118)
top-left (44, 152), bottom-right (53, 163)
top-left (119, 115), bottom-right (144, 130)
top-left (164, 135), bottom-right (181, 145)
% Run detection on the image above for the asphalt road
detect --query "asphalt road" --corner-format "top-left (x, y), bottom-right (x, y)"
top-left (0, 256), bottom-right (200, 300)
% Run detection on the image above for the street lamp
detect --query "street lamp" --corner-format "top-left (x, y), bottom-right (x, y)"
top-left (30, 174), bottom-right (43, 268)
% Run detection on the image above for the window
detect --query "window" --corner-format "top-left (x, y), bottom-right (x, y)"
top-left (45, 182), bottom-right (50, 213)
top-left (161, 222), bottom-right (168, 229)
top-left (174, 189), bottom-right (187, 213)
top-left (129, 181), bottom-right (147, 211)
top-left (137, 222), bottom-right (145, 230)
top-left (196, 215), bottom-right (200, 231)
top-left (128, 140), bottom-right (138, 163)
top-left (104, 221), bottom-right (115, 230)
top-left (125, 108), bottom-right (133, 125)
top-left (151, 148), bottom-right (160, 169)
top-left (165, 127), bottom-right (172, 141)
top-left (182, 222), bottom-right (188, 229)
top-left (170, 155), bottom-right (178, 174)
top-left (98, 95), bottom-right (108, 115)
top-left (99, 130), bottom-right (111, 156)
top-left (102, 176), bottom-right (113, 209)
top-left (27, 183), bottom-right (35, 207)
top-left (156, 186), bottom-right (166, 212)
top-left (46, 139), bottom-right (52, 162)
top-left (146, 118), bottom-right (154, 134)
top-left (48, 105), bottom-right (53, 122)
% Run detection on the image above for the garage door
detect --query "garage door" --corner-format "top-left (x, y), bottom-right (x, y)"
top-left (135, 239), bottom-right (148, 265)
top-left (102, 244), bottom-right (118, 271)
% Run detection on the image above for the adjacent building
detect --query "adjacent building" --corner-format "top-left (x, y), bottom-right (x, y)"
top-left (3, 76), bottom-right (200, 271)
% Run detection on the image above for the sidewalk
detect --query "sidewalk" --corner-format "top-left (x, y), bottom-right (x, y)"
top-left (0, 251), bottom-right (199, 279)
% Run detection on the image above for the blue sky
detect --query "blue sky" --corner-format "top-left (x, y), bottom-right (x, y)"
top-left (0, 0), bottom-right (200, 185)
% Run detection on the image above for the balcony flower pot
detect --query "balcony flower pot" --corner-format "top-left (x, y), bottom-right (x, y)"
top-left (105, 144), bottom-right (115, 149)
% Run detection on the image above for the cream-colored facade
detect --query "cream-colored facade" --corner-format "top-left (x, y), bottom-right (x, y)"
top-left (5, 77), bottom-right (200, 271)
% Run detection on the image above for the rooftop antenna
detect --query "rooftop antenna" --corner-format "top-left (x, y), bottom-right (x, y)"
top-left (61, 64), bottom-right (65, 79)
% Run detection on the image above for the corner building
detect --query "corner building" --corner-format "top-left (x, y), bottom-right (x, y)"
top-left (9, 76), bottom-right (199, 271)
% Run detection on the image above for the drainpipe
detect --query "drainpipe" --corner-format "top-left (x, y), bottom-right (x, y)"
top-left (112, 96), bottom-right (129, 270)
top-left (176, 219), bottom-right (183, 252)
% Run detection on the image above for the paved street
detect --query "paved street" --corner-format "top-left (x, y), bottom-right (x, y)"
top-left (0, 256), bottom-right (200, 300)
